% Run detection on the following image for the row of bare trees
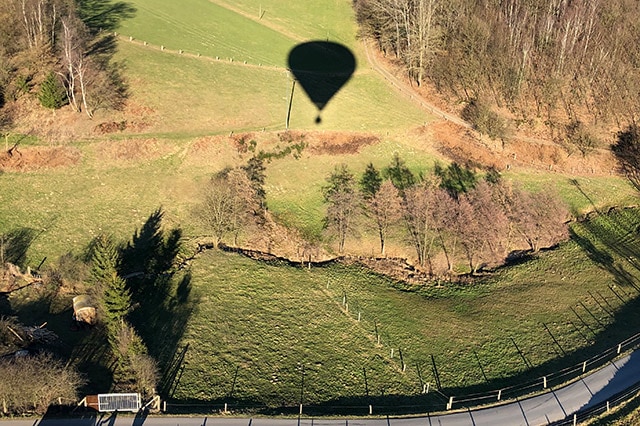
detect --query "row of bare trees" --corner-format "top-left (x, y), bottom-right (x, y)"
top-left (190, 152), bottom-right (568, 274)
top-left (354, 0), bottom-right (640, 134)
top-left (0, 0), bottom-right (132, 117)
top-left (323, 155), bottom-right (569, 274)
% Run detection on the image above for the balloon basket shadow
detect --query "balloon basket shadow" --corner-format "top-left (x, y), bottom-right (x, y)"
top-left (315, 115), bottom-right (322, 124)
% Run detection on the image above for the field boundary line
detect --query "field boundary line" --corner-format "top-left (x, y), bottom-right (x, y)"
top-left (116, 34), bottom-right (288, 73)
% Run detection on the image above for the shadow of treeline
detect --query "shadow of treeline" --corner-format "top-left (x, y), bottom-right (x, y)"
top-left (118, 208), bottom-right (196, 397)
top-left (77, 0), bottom-right (137, 35)
top-left (424, 206), bottom-right (640, 409)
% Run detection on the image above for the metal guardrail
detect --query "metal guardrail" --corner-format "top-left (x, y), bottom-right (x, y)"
top-left (160, 331), bottom-right (640, 418)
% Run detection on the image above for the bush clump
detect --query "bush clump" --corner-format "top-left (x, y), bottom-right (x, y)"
top-left (462, 99), bottom-right (508, 140)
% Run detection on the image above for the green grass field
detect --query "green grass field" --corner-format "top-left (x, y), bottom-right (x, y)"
top-left (161, 207), bottom-right (640, 411)
top-left (113, 0), bottom-right (429, 134)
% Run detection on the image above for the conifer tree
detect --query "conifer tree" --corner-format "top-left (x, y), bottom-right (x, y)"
top-left (38, 72), bottom-right (67, 109)
top-left (360, 163), bottom-right (383, 200)
top-left (91, 234), bottom-right (131, 346)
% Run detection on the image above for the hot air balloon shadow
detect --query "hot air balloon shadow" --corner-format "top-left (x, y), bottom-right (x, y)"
top-left (288, 41), bottom-right (356, 124)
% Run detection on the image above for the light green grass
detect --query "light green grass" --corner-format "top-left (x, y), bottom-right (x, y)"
top-left (265, 138), bottom-right (437, 237)
top-left (2, 0), bottom-right (640, 412)
top-left (114, 0), bottom-right (429, 135)
top-left (506, 171), bottom-right (637, 214)
top-left (116, 41), bottom-right (428, 134)
top-left (118, 0), bottom-right (359, 65)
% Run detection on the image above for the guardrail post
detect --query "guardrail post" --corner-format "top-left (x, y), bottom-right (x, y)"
top-left (607, 401), bottom-right (610, 412)
top-left (369, 404), bottom-right (372, 415)
top-left (543, 376), bottom-right (547, 389)
top-left (497, 389), bottom-right (502, 401)
top-left (617, 344), bottom-right (622, 354)
top-left (583, 361), bottom-right (587, 373)
top-left (573, 413), bottom-right (577, 425)
top-left (224, 402), bottom-right (228, 413)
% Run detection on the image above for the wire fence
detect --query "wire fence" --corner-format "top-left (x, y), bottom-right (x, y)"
top-left (159, 330), bottom-right (640, 418)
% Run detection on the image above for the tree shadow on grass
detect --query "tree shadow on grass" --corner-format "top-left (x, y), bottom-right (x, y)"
top-left (1, 227), bottom-right (38, 267)
top-left (118, 208), bottom-right (197, 398)
top-left (76, 0), bottom-right (137, 35)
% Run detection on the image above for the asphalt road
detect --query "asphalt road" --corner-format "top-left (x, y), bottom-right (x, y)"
top-left (2, 349), bottom-right (639, 426)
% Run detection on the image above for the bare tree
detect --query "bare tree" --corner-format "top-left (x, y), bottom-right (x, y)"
top-left (0, 353), bottom-right (84, 415)
top-left (402, 180), bottom-right (439, 270)
top-left (509, 186), bottom-right (569, 253)
top-left (59, 13), bottom-right (91, 115)
top-left (194, 168), bottom-right (260, 246)
top-left (612, 124), bottom-right (640, 193)
top-left (457, 181), bottom-right (509, 273)
top-left (363, 179), bottom-right (402, 255)
top-left (323, 164), bottom-right (361, 253)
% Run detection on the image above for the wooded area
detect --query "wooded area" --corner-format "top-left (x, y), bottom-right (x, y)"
top-left (354, 0), bottom-right (639, 140)
top-left (0, 0), bottom-right (131, 118)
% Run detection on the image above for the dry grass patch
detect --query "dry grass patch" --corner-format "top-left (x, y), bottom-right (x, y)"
top-left (93, 138), bottom-right (174, 165)
top-left (431, 120), bottom-right (618, 176)
top-left (0, 146), bottom-right (81, 171)
top-left (306, 132), bottom-right (380, 155)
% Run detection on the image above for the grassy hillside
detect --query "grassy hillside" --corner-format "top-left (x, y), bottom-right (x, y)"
top-left (161, 206), bottom-right (640, 410)
top-left (113, 0), bottom-right (429, 134)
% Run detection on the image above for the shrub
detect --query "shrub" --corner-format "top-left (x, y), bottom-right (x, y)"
top-left (565, 120), bottom-right (599, 156)
top-left (462, 99), bottom-right (507, 140)
top-left (0, 353), bottom-right (84, 415)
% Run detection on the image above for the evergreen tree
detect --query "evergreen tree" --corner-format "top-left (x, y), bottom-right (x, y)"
top-left (91, 234), bottom-right (131, 346)
top-left (384, 153), bottom-right (415, 193)
top-left (434, 162), bottom-right (477, 199)
top-left (38, 72), bottom-right (67, 109)
top-left (360, 163), bottom-right (382, 200)
top-left (242, 156), bottom-right (267, 208)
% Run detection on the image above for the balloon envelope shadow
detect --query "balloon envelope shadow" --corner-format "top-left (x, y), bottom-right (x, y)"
top-left (288, 41), bottom-right (356, 123)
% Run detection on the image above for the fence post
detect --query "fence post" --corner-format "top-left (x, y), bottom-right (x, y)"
top-left (447, 396), bottom-right (454, 410)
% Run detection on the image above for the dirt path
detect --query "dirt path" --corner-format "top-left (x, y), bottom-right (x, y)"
top-left (362, 39), bottom-right (471, 129)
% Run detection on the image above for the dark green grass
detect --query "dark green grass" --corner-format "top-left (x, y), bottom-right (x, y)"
top-left (157, 208), bottom-right (640, 413)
